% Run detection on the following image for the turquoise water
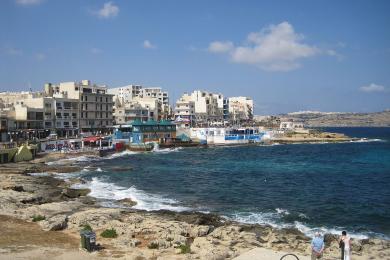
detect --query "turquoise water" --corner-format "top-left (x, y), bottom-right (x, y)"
top-left (66, 127), bottom-right (390, 239)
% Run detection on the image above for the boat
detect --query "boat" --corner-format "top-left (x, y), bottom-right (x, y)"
top-left (128, 143), bottom-right (154, 152)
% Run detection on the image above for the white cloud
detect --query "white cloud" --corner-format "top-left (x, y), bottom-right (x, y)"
top-left (143, 40), bottom-right (156, 49)
top-left (90, 47), bottom-right (103, 54)
top-left (15, 0), bottom-right (43, 5)
top-left (359, 83), bottom-right (387, 93)
top-left (208, 22), bottom-right (320, 71)
top-left (34, 53), bottom-right (46, 61)
top-left (96, 2), bottom-right (119, 19)
top-left (208, 41), bottom-right (234, 53)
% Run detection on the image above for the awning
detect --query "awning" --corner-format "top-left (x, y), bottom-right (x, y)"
top-left (82, 136), bottom-right (102, 142)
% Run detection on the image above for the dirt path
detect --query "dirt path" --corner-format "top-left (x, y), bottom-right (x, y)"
top-left (0, 215), bottom-right (79, 252)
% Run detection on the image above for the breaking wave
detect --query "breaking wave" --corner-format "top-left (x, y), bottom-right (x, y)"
top-left (73, 177), bottom-right (190, 212)
top-left (229, 210), bottom-right (389, 240)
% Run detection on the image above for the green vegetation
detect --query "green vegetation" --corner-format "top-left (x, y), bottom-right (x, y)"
top-left (179, 244), bottom-right (191, 254)
top-left (32, 215), bottom-right (45, 222)
top-left (81, 224), bottom-right (93, 232)
top-left (100, 228), bottom-right (118, 238)
top-left (148, 241), bottom-right (159, 249)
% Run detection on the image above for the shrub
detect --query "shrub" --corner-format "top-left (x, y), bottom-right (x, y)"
top-left (148, 241), bottom-right (159, 249)
top-left (32, 215), bottom-right (45, 222)
top-left (100, 228), bottom-right (118, 238)
top-left (81, 224), bottom-right (93, 232)
top-left (179, 244), bottom-right (191, 254)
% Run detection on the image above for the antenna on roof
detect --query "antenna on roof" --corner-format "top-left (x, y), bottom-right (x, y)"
top-left (28, 81), bottom-right (32, 92)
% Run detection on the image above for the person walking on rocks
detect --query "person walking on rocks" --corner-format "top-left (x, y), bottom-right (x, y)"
top-left (339, 231), bottom-right (351, 260)
top-left (311, 232), bottom-right (325, 259)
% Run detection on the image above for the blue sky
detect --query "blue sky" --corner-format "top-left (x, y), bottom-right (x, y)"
top-left (1, 0), bottom-right (389, 114)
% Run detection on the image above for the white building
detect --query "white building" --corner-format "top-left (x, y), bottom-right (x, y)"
top-left (228, 96), bottom-right (254, 123)
top-left (107, 85), bottom-right (142, 104)
top-left (109, 85), bottom-right (171, 121)
top-left (280, 121), bottom-right (304, 130)
top-left (174, 90), bottom-right (224, 127)
top-left (174, 95), bottom-right (195, 128)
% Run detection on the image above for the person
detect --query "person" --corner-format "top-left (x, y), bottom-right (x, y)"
top-left (339, 231), bottom-right (351, 260)
top-left (311, 232), bottom-right (325, 259)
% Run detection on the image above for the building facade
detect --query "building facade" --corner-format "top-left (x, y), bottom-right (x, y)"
top-left (0, 80), bottom-right (114, 141)
top-left (228, 96), bottom-right (254, 124)
top-left (110, 85), bottom-right (170, 124)
top-left (174, 90), bottom-right (224, 127)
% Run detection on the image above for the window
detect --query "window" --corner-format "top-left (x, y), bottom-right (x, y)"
top-left (100, 97), bottom-right (103, 102)
top-left (86, 104), bottom-right (88, 110)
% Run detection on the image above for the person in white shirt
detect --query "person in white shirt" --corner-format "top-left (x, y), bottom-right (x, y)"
top-left (339, 230), bottom-right (351, 260)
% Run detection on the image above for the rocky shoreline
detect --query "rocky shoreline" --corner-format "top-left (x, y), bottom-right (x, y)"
top-left (0, 155), bottom-right (389, 259)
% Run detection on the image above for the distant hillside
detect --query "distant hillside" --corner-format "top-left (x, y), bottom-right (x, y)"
top-left (279, 110), bottom-right (390, 127)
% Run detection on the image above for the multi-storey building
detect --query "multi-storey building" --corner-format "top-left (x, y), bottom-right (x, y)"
top-left (0, 80), bottom-right (114, 140)
top-left (109, 85), bottom-right (171, 122)
top-left (228, 96), bottom-right (254, 124)
top-left (107, 85), bottom-right (142, 104)
top-left (174, 95), bottom-right (195, 128)
top-left (49, 80), bottom-right (114, 134)
top-left (139, 87), bottom-right (170, 117)
top-left (174, 90), bottom-right (224, 127)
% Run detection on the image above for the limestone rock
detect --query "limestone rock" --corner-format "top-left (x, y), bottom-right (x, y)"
top-left (62, 188), bottom-right (90, 198)
top-left (118, 198), bottom-right (137, 207)
top-left (39, 214), bottom-right (68, 231)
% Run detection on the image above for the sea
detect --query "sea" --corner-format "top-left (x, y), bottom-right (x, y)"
top-left (47, 127), bottom-right (390, 240)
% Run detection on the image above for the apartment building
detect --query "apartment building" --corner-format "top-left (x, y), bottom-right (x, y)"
top-left (139, 87), bottom-right (170, 117)
top-left (174, 90), bottom-right (224, 127)
top-left (228, 96), bottom-right (254, 123)
top-left (50, 80), bottom-right (114, 134)
top-left (174, 95), bottom-right (195, 128)
top-left (109, 85), bottom-right (171, 122)
top-left (107, 85), bottom-right (142, 104)
top-left (0, 80), bottom-right (114, 140)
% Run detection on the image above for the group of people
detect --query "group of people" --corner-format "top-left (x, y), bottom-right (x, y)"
top-left (311, 231), bottom-right (351, 260)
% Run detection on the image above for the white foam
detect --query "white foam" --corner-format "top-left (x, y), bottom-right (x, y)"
top-left (52, 172), bottom-right (84, 180)
top-left (74, 177), bottom-right (190, 212)
top-left (46, 155), bottom-right (101, 165)
top-left (28, 172), bottom-right (51, 177)
top-left (106, 150), bottom-right (139, 159)
top-left (229, 211), bottom-right (387, 240)
top-left (152, 146), bottom-right (182, 154)
top-left (276, 208), bottom-right (290, 215)
top-left (349, 138), bottom-right (384, 143)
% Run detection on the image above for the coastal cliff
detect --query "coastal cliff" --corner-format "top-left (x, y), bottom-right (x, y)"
top-left (0, 156), bottom-right (389, 260)
top-left (281, 110), bottom-right (390, 127)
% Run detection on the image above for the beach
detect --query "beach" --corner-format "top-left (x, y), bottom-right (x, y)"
top-left (0, 149), bottom-right (389, 260)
